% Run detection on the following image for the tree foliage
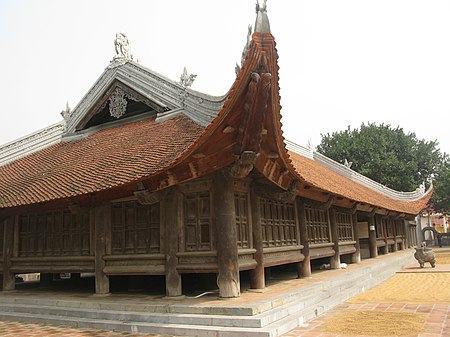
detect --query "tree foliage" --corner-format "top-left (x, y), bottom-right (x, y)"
top-left (317, 123), bottom-right (449, 212)
top-left (431, 160), bottom-right (450, 213)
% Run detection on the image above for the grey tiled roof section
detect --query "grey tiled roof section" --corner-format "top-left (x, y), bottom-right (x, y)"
top-left (64, 61), bottom-right (225, 134)
top-left (285, 139), bottom-right (430, 202)
top-left (0, 122), bottom-right (64, 167)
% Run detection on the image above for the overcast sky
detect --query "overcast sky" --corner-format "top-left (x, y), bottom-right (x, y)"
top-left (1, 0), bottom-right (449, 155)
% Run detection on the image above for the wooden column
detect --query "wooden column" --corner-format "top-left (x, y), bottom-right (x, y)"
top-left (401, 220), bottom-right (407, 249)
top-left (213, 170), bottom-right (240, 298)
top-left (94, 203), bottom-right (110, 295)
top-left (0, 218), bottom-right (4, 290)
top-left (392, 219), bottom-right (398, 252)
top-left (368, 215), bottom-right (378, 258)
top-left (382, 218), bottom-right (389, 255)
top-left (329, 208), bottom-right (341, 269)
top-left (351, 213), bottom-right (361, 263)
top-left (3, 217), bottom-right (15, 291)
top-left (249, 184), bottom-right (264, 289)
top-left (297, 198), bottom-right (311, 277)
top-left (164, 188), bottom-right (183, 297)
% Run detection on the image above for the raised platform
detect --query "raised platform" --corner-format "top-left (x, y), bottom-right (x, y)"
top-left (0, 250), bottom-right (415, 337)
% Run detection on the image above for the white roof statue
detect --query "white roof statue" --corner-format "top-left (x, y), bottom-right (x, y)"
top-left (109, 32), bottom-right (133, 68)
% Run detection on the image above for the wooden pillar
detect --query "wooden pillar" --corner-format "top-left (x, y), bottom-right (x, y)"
top-left (401, 220), bottom-right (407, 249)
top-left (405, 220), bottom-right (411, 248)
top-left (213, 170), bottom-right (240, 298)
top-left (94, 203), bottom-right (110, 295)
top-left (249, 183), bottom-right (264, 289)
top-left (164, 188), bottom-right (183, 297)
top-left (3, 217), bottom-right (15, 291)
top-left (297, 198), bottom-right (311, 277)
top-left (329, 208), bottom-right (340, 269)
top-left (368, 215), bottom-right (378, 258)
top-left (392, 219), bottom-right (398, 252)
top-left (351, 213), bottom-right (361, 263)
top-left (382, 218), bottom-right (389, 255)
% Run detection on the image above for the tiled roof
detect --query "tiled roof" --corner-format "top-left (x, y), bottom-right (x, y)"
top-left (0, 116), bottom-right (204, 209)
top-left (288, 150), bottom-right (431, 214)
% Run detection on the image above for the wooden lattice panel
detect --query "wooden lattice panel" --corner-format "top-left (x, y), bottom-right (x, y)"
top-left (18, 209), bottom-right (90, 257)
top-left (111, 201), bottom-right (160, 255)
top-left (260, 198), bottom-right (297, 247)
top-left (305, 205), bottom-right (330, 244)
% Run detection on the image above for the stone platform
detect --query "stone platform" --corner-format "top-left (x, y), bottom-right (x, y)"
top-left (0, 250), bottom-right (415, 337)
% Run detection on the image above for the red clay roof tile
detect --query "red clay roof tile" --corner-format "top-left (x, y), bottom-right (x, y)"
top-left (288, 150), bottom-right (431, 214)
top-left (0, 115), bottom-right (204, 209)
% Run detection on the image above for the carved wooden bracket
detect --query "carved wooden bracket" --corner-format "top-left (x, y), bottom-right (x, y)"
top-left (369, 207), bottom-right (378, 218)
top-left (350, 202), bottom-right (359, 215)
top-left (304, 195), bottom-right (335, 210)
top-left (230, 151), bottom-right (257, 179)
top-left (272, 180), bottom-right (299, 203)
top-left (256, 180), bottom-right (299, 204)
top-left (134, 189), bottom-right (161, 205)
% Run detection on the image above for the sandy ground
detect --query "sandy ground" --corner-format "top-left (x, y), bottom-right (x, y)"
top-left (318, 250), bottom-right (450, 336)
top-left (348, 272), bottom-right (450, 304)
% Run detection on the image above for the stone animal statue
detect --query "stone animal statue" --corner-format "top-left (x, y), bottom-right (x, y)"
top-left (414, 242), bottom-right (436, 268)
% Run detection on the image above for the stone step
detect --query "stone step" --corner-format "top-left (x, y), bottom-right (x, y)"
top-left (0, 282), bottom-right (321, 318)
top-left (0, 288), bottom-right (322, 329)
top-left (0, 303), bottom-right (262, 328)
top-left (0, 311), bottom-right (274, 337)
top-left (0, 251), bottom-right (415, 337)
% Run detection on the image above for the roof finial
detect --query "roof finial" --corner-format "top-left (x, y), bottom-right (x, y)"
top-left (254, 0), bottom-right (270, 34)
top-left (343, 158), bottom-right (353, 169)
top-left (108, 32), bottom-right (133, 68)
top-left (114, 32), bottom-right (133, 60)
top-left (179, 67), bottom-right (197, 88)
top-left (60, 101), bottom-right (71, 122)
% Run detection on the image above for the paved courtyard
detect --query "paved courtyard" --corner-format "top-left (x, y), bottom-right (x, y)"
top-left (283, 248), bottom-right (450, 337)
top-left (0, 248), bottom-right (449, 337)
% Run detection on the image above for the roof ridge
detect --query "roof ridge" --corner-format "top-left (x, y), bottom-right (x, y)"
top-left (0, 122), bottom-right (64, 167)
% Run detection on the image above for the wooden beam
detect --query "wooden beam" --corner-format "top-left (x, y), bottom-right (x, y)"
top-left (134, 189), bottom-right (162, 205)
top-left (305, 195), bottom-right (335, 210)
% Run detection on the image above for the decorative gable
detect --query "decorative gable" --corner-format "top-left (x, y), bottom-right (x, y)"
top-left (75, 81), bottom-right (169, 132)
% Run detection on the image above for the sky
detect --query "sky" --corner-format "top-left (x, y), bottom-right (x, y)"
top-left (1, 0), bottom-right (449, 154)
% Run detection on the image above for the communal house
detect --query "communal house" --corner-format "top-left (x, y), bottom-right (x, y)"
top-left (0, 4), bottom-right (431, 298)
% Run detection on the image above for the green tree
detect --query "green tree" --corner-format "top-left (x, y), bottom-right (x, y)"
top-left (431, 159), bottom-right (450, 214)
top-left (317, 123), bottom-right (444, 195)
